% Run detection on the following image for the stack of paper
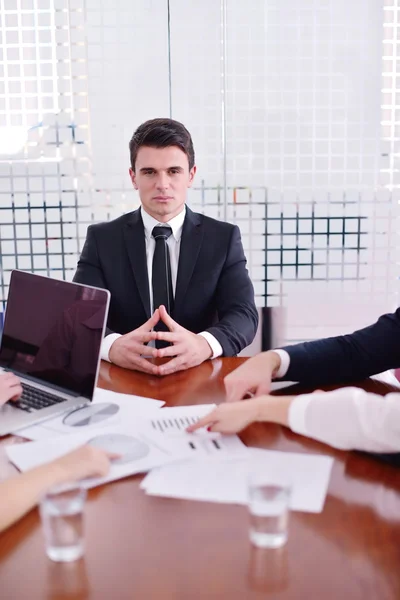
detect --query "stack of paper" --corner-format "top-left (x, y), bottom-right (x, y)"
top-left (6, 401), bottom-right (334, 513)
top-left (6, 405), bottom-right (249, 489)
top-left (140, 448), bottom-right (334, 513)
top-left (7, 422), bottom-right (175, 489)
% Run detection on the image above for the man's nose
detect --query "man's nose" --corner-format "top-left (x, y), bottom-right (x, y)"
top-left (155, 173), bottom-right (169, 190)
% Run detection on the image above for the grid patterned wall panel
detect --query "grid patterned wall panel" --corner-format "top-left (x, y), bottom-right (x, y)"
top-left (169, 1), bottom-right (224, 195)
top-left (0, 0), bottom-right (170, 310)
top-left (0, 0), bottom-right (59, 133)
top-left (0, 0), bottom-right (399, 345)
top-left (169, 0), bottom-right (400, 338)
top-left (223, 0), bottom-right (397, 327)
top-left (85, 0), bottom-right (170, 206)
top-left (0, 0), bottom-right (92, 307)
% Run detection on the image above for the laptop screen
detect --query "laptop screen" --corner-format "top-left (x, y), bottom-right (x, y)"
top-left (0, 271), bottom-right (110, 400)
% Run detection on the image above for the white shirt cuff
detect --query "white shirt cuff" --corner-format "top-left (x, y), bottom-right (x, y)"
top-left (272, 349), bottom-right (291, 378)
top-left (101, 333), bottom-right (122, 362)
top-left (198, 332), bottom-right (223, 359)
top-left (287, 394), bottom-right (314, 436)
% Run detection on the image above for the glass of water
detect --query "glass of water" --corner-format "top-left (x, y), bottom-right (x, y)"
top-left (248, 472), bottom-right (291, 549)
top-left (39, 483), bottom-right (87, 562)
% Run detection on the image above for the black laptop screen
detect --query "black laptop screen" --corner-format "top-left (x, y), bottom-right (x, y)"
top-left (0, 271), bottom-right (109, 399)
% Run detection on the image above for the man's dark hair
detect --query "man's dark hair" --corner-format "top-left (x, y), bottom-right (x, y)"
top-left (129, 118), bottom-right (195, 171)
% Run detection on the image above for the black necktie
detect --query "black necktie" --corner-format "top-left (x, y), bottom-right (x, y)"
top-left (152, 226), bottom-right (174, 348)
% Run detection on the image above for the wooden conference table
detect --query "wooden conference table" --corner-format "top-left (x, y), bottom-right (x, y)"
top-left (0, 357), bottom-right (399, 600)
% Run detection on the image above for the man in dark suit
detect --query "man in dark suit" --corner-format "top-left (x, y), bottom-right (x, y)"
top-left (74, 118), bottom-right (258, 376)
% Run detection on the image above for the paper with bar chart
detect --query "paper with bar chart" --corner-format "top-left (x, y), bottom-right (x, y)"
top-left (141, 405), bottom-right (249, 460)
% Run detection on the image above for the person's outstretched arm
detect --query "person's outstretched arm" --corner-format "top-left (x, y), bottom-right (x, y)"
top-left (282, 309), bottom-right (400, 385)
top-left (187, 387), bottom-right (400, 454)
top-left (0, 373), bottom-right (114, 533)
top-left (223, 309), bottom-right (400, 395)
top-left (0, 445), bottom-right (112, 533)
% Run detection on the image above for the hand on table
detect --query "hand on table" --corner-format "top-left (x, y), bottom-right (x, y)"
top-left (187, 394), bottom-right (293, 434)
top-left (224, 351), bottom-right (282, 402)
top-left (51, 445), bottom-right (117, 484)
top-left (187, 398), bottom-right (262, 434)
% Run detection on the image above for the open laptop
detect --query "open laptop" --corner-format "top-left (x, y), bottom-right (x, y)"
top-left (0, 270), bottom-right (110, 436)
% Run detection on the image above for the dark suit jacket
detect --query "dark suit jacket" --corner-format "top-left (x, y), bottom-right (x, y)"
top-left (282, 309), bottom-right (400, 466)
top-left (73, 207), bottom-right (258, 356)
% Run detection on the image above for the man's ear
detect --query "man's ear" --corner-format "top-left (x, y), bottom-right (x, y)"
top-left (129, 168), bottom-right (138, 189)
top-left (188, 165), bottom-right (197, 188)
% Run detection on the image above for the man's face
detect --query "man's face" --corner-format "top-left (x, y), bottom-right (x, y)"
top-left (130, 145), bottom-right (196, 222)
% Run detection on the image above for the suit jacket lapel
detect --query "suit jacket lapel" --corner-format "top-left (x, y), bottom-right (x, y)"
top-left (123, 209), bottom-right (151, 319)
top-left (174, 207), bottom-right (203, 318)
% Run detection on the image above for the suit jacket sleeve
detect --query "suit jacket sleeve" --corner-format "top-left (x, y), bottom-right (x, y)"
top-left (73, 225), bottom-right (107, 289)
top-left (362, 452), bottom-right (400, 467)
top-left (73, 225), bottom-right (115, 336)
top-left (283, 308), bottom-right (400, 385)
top-left (204, 225), bottom-right (258, 356)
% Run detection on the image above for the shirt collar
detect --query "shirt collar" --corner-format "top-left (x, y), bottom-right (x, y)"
top-left (141, 206), bottom-right (186, 242)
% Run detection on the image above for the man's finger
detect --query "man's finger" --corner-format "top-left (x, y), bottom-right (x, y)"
top-left (132, 356), bottom-right (159, 375)
top-left (131, 331), bottom-right (158, 344)
top-left (132, 343), bottom-right (158, 358)
top-left (159, 305), bottom-right (181, 332)
top-left (155, 344), bottom-right (184, 358)
top-left (123, 338), bottom-right (158, 357)
top-left (158, 355), bottom-right (186, 376)
top-left (242, 390), bottom-right (256, 399)
top-left (154, 331), bottom-right (181, 344)
top-left (139, 309), bottom-right (160, 331)
top-left (158, 363), bottom-right (185, 376)
top-left (254, 382), bottom-right (272, 397)
top-left (225, 379), bottom-right (251, 402)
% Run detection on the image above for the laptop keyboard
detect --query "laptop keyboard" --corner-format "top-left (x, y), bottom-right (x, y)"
top-left (13, 382), bottom-right (67, 413)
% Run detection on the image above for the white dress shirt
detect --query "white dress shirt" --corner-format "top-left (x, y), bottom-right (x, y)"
top-left (273, 349), bottom-right (400, 452)
top-left (101, 206), bottom-right (223, 362)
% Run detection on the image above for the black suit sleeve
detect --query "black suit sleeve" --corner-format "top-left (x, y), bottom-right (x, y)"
top-left (73, 226), bottom-right (115, 336)
top-left (283, 308), bottom-right (400, 385)
top-left (204, 225), bottom-right (258, 356)
top-left (73, 225), bottom-right (107, 290)
top-left (360, 452), bottom-right (400, 467)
